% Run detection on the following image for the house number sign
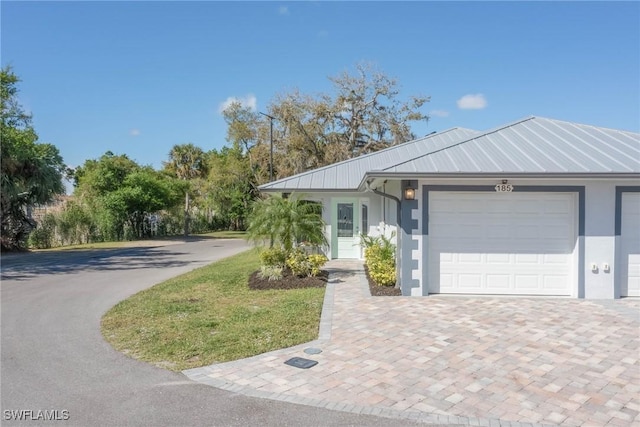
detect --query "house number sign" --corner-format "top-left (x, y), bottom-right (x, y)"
top-left (495, 183), bottom-right (514, 192)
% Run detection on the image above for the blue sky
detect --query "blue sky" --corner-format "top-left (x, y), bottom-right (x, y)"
top-left (2, 1), bottom-right (639, 189)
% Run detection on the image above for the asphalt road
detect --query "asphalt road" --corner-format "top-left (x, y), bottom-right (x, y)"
top-left (1, 239), bottom-right (424, 427)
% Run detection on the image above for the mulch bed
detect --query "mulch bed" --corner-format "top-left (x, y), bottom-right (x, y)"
top-left (248, 265), bottom-right (401, 296)
top-left (364, 264), bottom-right (402, 296)
top-left (248, 269), bottom-right (329, 290)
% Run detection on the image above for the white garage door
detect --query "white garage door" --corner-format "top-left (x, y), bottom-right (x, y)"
top-left (621, 192), bottom-right (640, 297)
top-left (428, 192), bottom-right (577, 296)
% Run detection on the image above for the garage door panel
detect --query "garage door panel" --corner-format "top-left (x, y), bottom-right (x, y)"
top-left (545, 199), bottom-right (573, 214)
top-left (515, 226), bottom-right (541, 239)
top-left (440, 274), bottom-right (453, 288)
top-left (459, 275), bottom-right (482, 288)
top-left (514, 253), bottom-right (539, 264)
top-left (543, 276), bottom-right (569, 290)
top-left (431, 224), bottom-right (480, 238)
top-left (486, 201), bottom-right (512, 213)
top-left (514, 275), bottom-right (539, 290)
top-left (454, 200), bottom-right (479, 213)
top-left (621, 192), bottom-right (640, 297)
top-left (487, 253), bottom-right (510, 263)
top-left (429, 192), bottom-right (576, 296)
top-left (544, 226), bottom-right (573, 240)
top-left (544, 253), bottom-right (571, 264)
top-left (487, 275), bottom-right (510, 288)
top-left (459, 253), bottom-right (482, 263)
top-left (515, 200), bottom-right (542, 213)
top-left (487, 225), bottom-right (511, 238)
top-left (629, 256), bottom-right (640, 277)
top-left (439, 252), bottom-right (454, 263)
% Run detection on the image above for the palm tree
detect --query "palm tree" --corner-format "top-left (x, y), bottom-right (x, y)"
top-left (164, 143), bottom-right (206, 236)
top-left (247, 194), bottom-right (327, 252)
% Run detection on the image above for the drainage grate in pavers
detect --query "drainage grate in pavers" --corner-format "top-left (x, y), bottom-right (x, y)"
top-left (284, 357), bottom-right (318, 369)
top-left (303, 347), bottom-right (322, 355)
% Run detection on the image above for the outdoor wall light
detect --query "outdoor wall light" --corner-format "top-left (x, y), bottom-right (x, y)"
top-left (404, 187), bottom-right (416, 200)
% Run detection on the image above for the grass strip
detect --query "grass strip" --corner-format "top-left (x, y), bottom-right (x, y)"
top-left (101, 248), bottom-right (325, 371)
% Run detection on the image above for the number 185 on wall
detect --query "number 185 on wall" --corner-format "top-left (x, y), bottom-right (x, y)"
top-left (495, 183), bottom-right (514, 192)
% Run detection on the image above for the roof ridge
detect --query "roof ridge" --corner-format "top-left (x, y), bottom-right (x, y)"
top-left (533, 115), bottom-right (640, 135)
top-left (381, 116), bottom-right (537, 171)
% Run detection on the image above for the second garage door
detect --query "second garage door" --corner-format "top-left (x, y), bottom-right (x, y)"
top-left (620, 192), bottom-right (640, 297)
top-left (428, 191), bottom-right (577, 296)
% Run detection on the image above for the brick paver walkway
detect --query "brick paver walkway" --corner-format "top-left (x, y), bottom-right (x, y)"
top-left (184, 260), bottom-right (640, 427)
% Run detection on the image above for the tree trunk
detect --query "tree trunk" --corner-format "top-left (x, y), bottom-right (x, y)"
top-left (184, 192), bottom-right (190, 237)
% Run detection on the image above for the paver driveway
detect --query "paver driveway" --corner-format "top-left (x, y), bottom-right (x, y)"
top-left (186, 260), bottom-right (640, 427)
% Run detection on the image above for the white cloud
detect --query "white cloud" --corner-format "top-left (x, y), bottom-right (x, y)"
top-left (278, 6), bottom-right (289, 15)
top-left (430, 109), bottom-right (450, 118)
top-left (218, 94), bottom-right (257, 114)
top-left (129, 128), bottom-right (141, 136)
top-left (457, 94), bottom-right (487, 110)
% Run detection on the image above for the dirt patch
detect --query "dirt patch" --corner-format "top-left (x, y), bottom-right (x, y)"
top-left (364, 264), bottom-right (402, 296)
top-left (248, 269), bottom-right (329, 290)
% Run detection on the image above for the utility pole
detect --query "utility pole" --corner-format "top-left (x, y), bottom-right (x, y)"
top-left (259, 112), bottom-right (275, 181)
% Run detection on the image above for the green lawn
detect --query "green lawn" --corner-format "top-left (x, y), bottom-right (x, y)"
top-left (101, 248), bottom-right (325, 371)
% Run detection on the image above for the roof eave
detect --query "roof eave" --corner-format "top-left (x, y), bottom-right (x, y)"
top-left (259, 187), bottom-right (360, 193)
top-left (358, 171), bottom-right (640, 189)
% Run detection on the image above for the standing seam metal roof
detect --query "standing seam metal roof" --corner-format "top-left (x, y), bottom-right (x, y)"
top-left (259, 116), bottom-right (640, 192)
top-left (381, 116), bottom-right (639, 174)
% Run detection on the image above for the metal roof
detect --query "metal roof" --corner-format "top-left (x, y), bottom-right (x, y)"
top-left (379, 116), bottom-right (640, 175)
top-left (260, 116), bottom-right (640, 192)
top-left (259, 127), bottom-right (479, 191)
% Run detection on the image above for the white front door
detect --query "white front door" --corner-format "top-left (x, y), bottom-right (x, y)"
top-left (334, 200), bottom-right (360, 258)
top-left (621, 192), bottom-right (640, 297)
top-left (428, 191), bottom-right (577, 296)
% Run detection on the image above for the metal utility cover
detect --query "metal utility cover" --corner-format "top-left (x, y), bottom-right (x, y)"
top-left (284, 357), bottom-right (318, 369)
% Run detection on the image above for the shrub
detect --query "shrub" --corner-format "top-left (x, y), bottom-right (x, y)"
top-left (367, 255), bottom-right (396, 286)
top-left (308, 254), bottom-right (328, 277)
top-left (286, 249), bottom-right (311, 277)
top-left (28, 225), bottom-right (53, 249)
top-left (28, 213), bottom-right (57, 249)
top-left (259, 247), bottom-right (288, 268)
top-left (286, 249), bottom-right (328, 277)
top-left (58, 202), bottom-right (95, 245)
top-left (359, 233), bottom-right (379, 250)
top-left (259, 265), bottom-right (284, 281)
top-left (363, 233), bottom-right (396, 287)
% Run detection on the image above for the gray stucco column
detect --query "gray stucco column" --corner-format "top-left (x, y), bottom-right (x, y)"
top-left (400, 180), bottom-right (420, 295)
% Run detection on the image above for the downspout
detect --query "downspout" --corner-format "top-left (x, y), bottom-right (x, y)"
top-left (365, 180), bottom-right (402, 290)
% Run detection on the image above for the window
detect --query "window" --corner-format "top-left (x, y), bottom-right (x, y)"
top-left (337, 203), bottom-right (354, 237)
top-left (361, 204), bottom-right (368, 235)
